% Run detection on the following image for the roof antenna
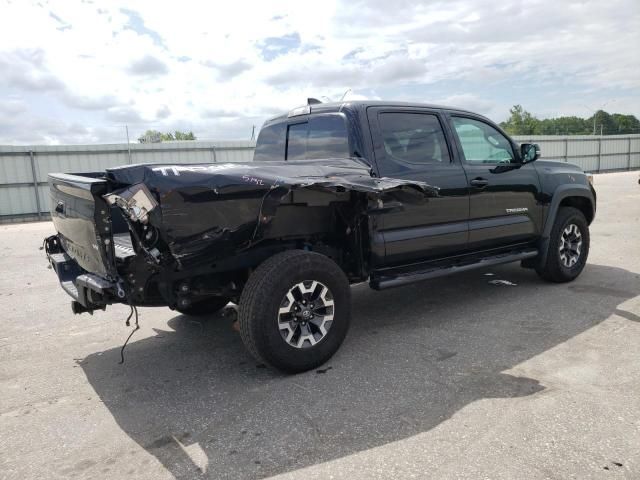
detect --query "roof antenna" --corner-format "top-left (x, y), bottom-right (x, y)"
top-left (340, 88), bottom-right (352, 101)
top-left (307, 98), bottom-right (322, 105)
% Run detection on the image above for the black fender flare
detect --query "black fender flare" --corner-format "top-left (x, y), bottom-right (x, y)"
top-left (536, 185), bottom-right (595, 267)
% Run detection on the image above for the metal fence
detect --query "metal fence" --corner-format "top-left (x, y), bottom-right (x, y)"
top-left (512, 134), bottom-right (640, 173)
top-left (1, 135), bottom-right (639, 223)
top-left (0, 140), bottom-right (256, 223)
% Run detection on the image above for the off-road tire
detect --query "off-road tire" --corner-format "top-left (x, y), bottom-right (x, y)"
top-left (238, 250), bottom-right (351, 373)
top-left (176, 296), bottom-right (230, 316)
top-left (536, 206), bottom-right (590, 283)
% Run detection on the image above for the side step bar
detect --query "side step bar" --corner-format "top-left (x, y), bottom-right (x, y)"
top-left (370, 249), bottom-right (538, 290)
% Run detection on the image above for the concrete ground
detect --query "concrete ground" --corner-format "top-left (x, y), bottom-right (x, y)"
top-left (1, 171), bottom-right (639, 480)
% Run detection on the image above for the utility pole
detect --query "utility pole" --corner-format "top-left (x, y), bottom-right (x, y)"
top-left (250, 125), bottom-right (255, 141)
top-left (125, 125), bottom-right (132, 164)
top-left (582, 101), bottom-right (613, 135)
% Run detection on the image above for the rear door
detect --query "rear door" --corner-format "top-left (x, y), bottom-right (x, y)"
top-left (446, 114), bottom-right (543, 249)
top-left (367, 107), bottom-right (470, 266)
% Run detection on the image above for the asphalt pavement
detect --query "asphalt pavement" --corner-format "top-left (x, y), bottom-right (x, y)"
top-left (1, 170), bottom-right (639, 479)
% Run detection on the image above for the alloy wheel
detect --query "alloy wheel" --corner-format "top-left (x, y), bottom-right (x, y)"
top-left (277, 280), bottom-right (335, 348)
top-left (559, 223), bottom-right (583, 268)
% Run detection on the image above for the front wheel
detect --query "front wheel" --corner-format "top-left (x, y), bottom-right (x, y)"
top-left (238, 250), bottom-right (351, 373)
top-left (536, 206), bottom-right (590, 282)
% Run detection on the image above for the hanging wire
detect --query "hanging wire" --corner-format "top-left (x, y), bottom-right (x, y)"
top-left (119, 305), bottom-right (140, 364)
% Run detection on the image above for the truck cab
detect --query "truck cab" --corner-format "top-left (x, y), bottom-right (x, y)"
top-left (254, 101), bottom-right (593, 276)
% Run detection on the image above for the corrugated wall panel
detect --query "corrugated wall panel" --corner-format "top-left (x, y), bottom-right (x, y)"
top-left (538, 140), bottom-right (566, 159)
top-left (1, 137), bottom-right (638, 221)
top-left (0, 186), bottom-right (37, 215)
top-left (0, 153), bottom-right (33, 183)
top-left (569, 139), bottom-right (600, 157)
top-left (38, 185), bottom-right (51, 213)
top-left (600, 154), bottom-right (630, 171)
top-left (216, 148), bottom-right (255, 163)
top-left (601, 138), bottom-right (631, 154)
top-left (571, 156), bottom-right (599, 172)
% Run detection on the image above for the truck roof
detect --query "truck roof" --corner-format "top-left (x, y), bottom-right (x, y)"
top-left (263, 100), bottom-right (479, 126)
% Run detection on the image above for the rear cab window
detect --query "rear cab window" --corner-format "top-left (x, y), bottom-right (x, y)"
top-left (253, 122), bottom-right (286, 162)
top-left (286, 122), bottom-right (307, 160)
top-left (254, 113), bottom-right (350, 161)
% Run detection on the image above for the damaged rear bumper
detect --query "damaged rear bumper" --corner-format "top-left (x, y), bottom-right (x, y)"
top-left (46, 236), bottom-right (121, 313)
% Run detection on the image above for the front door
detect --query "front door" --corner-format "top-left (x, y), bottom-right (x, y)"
top-left (447, 114), bottom-right (543, 250)
top-left (367, 107), bottom-right (470, 267)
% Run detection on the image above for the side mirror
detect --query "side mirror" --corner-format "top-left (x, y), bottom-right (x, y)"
top-left (520, 143), bottom-right (540, 164)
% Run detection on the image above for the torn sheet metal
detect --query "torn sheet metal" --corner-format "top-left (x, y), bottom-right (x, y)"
top-left (104, 158), bottom-right (439, 267)
top-left (104, 184), bottom-right (158, 224)
top-left (106, 159), bottom-right (438, 195)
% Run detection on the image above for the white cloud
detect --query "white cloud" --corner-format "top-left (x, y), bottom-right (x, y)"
top-left (433, 94), bottom-right (495, 116)
top-left (0, 0), bottom-right (638, 144)
top-left (0, 98), bottom-right (28, 115)
top-left (127, 55), bottom-right (169, 76)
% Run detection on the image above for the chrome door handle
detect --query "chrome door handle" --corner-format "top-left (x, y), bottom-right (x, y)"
top-left (470, 178), bottom-right (489, 188)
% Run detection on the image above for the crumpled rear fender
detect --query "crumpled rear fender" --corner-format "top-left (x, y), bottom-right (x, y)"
top-left (103, 159), bottom-right (439, 268)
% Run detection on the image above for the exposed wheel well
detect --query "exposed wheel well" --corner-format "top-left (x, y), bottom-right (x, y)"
top-left (559, 196), bottom-right (594, 224)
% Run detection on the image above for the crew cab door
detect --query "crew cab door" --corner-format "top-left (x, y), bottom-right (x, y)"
top-left (366, 107), bottom-right (470, 267)
top-left (446, 114), bottom-right (543, 249)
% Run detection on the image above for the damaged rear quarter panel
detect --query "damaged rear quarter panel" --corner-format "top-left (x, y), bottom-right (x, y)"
top-left (104, 158), bottom-right (439, 269)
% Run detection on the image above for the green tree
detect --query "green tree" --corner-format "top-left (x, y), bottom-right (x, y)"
top-left (500, 105), bottom-right (639, 136)
top-left (138, 129), bottom-right (162, 143)
top-left (611, 114), bottom-right (640, 134)
top-left (587, 110), bottom-right (617, 135)
top-left (138, 130), bottom-right (197, 143)
top-left (537, 116), bottom-right (590, 135)
top-left (500, 105), bottom-right (539, 135)
top-left (172, 131), bottom-right (196, 141)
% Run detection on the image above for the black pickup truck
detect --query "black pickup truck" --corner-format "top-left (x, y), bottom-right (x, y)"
top-left (45, 100), bottom-right (596, 372)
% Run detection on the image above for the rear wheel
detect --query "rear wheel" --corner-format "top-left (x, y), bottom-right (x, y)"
top-left (536, 206), bottom-right (590, 282)
top-left (176, 296), bottom-right (230, 316)
top-left (238, 250), bottom-right (351, 373)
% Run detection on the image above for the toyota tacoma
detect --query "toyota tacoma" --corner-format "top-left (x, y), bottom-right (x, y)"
top-left (44, 100), bottom-right (596, 372)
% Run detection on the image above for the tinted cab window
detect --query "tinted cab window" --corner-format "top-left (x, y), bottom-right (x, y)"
top-left (286, 122), bottom-right (307, 160)
top-left (254, 114), bottom-right (350, 161)
top-left (452, 117), bottom-right (514, 164)
top-left (253, 122), bottom-right (286, 162)
top-left (379, 112), bottom-right (450, 164)
top-left (306, 114), bottom-right (350, 159)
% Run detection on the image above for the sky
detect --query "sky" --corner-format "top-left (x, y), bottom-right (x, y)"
top-left (0, 0), bottom-right (639, 145)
